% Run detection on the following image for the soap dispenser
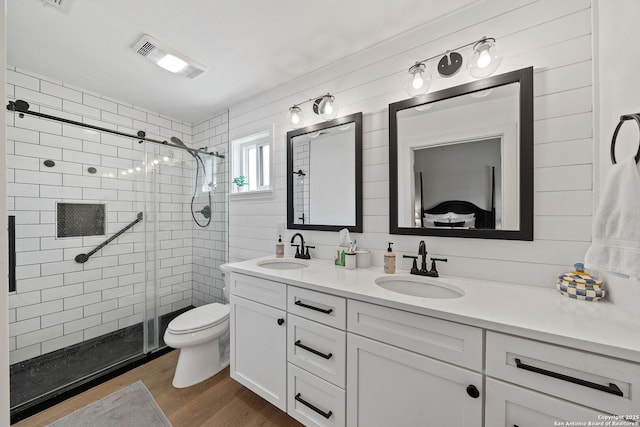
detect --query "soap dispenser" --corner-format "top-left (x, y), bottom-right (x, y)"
top-left (276, 235), bottom-right (284, 258)
top-left (384, 242), bottom-right (396, 274)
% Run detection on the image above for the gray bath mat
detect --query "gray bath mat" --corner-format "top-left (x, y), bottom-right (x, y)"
top-left (47, 381), bottom-right (172, 427)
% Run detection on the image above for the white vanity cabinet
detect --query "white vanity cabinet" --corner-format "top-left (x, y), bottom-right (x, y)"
top-left (229, 273), bottom-right (287, 411)
top-left (227, 262), bottom-right (640, 426)
top-left (485, 331), bottom-right (640, 426)
top-left (346, 300), bottom-right (484, 427)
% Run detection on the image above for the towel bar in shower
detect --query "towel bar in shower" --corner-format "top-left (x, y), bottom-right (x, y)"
top-left (74, 212), bottom-right (143, 263)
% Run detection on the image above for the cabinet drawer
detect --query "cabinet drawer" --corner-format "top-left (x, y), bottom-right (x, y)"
top-left (287, 314), bottom-right (346, 388)
top-left (288, 286), bottom-right (346, 329)
top-left (485, 378), bottom-right (613, 427)
top-left (288, 363), bottom-right (345, 427)
top-left (347, 300), bottom-right (483, 371)
top-left (486, 331), bottom-right (640, 415)
top-left (229, 273), bottom-right (286, 310)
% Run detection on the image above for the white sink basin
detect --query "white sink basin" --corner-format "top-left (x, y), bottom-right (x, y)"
top-left (375, 275), bottom-right (464, 299)
top-left (257, 258), bottom-right (309, 270)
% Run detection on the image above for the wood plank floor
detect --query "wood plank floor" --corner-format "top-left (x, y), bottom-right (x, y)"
top-left (14, 350), bottom-right (303, 427)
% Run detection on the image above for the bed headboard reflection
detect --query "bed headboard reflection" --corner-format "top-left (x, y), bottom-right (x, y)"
top-left (422, 200), bottom-right (495, 229)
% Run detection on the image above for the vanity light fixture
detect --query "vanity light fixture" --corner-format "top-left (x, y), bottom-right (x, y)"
top-left (404, 36), bottom-right (502, 97)
top-left (287, 93), bottom-right (339, 129)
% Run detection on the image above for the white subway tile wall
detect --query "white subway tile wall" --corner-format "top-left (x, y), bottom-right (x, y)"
top-left (191, 114), bottom-right (228, 306)
top-left (6, 67), bottom-right (228, 364)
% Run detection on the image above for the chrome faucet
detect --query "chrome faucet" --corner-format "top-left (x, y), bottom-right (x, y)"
top-left (403, 240), bottom-right (448, 277)
top-left (290, 233), bottom-right (313, 259)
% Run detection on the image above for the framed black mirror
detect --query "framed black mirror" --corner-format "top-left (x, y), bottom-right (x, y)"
top-left (287, 112), bottom-right (363, 232)
top-left (389, 67), bottom-right (533, 240)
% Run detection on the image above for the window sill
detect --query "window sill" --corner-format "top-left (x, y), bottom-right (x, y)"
top-left (229, 188), bottom-right (274, 201)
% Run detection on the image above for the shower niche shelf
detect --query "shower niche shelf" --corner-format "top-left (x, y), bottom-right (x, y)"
top-left (56, 203), bottom-right (106, 238)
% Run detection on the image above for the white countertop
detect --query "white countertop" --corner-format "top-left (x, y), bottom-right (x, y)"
top-left (222, 256), bottom-right (640, 362)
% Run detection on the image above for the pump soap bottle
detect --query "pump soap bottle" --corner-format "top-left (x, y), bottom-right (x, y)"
top-left (276, 235), bottom-right (284, 258)
top-left (384, 242), bottom-right (396, 274)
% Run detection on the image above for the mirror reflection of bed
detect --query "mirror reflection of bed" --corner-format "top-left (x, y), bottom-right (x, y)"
top-left (415, 138), bottom-right (499, 230)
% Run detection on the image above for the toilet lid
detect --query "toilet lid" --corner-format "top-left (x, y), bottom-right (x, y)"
top-left (167, 303), bottom-right (229, 333)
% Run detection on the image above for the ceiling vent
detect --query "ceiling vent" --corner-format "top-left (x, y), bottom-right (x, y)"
top-left (131, 34), bottom-right (206, 79)
top-left (40, 0), bottom-right (74, 14)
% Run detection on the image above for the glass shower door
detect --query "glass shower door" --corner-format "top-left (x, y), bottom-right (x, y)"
top-left (143, 142), bottom-right (196, 349)
top-left (7, 123), bottom-right (149, 412)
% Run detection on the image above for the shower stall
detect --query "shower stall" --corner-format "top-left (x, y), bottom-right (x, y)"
top-left (5, 95), bottom-right (228, 420)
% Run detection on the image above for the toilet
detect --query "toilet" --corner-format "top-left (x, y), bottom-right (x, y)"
top-left (164, 286), bottom-right (230, 388)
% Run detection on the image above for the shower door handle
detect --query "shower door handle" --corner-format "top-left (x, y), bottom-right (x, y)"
top-left (8, 216), bottom-right (15, 292)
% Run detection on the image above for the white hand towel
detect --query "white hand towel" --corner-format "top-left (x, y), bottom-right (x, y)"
top-left (585, 157), bottom-right (640, 278)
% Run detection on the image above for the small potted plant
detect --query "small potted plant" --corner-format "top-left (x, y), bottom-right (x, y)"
top-left (232, 175), bottom-right (249, 192)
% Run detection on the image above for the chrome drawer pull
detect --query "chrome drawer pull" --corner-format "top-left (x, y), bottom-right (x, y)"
top-left (294, 299), bottom-right (333, 314)
top-left (294, 393), bottom-right (333, 419)
top-left (514, 358), bottom-right (624, 397)
top-left (295, 340), bottom-right (333, 360)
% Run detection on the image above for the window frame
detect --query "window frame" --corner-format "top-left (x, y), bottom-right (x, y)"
top-left (230, 128), bottom-right (274, 197)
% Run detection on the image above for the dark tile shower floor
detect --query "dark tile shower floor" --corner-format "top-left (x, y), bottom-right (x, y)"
top-left (10, 307), bottom-right (191, 410)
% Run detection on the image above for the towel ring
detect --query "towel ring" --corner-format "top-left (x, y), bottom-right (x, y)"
top-left (610, 113), bottom-right (640, 164)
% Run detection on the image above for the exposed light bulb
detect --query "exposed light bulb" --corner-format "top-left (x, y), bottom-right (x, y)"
top-left (405, 63), bottom-right (430, 97)
top-left (163, 156), bottom-right (170, 162)
top-left (135, 167), bottom-right (142, 172)
top-left (316, 95), bottom-right (338, 120)
top-left (478, 49), bottom-right (492, 68)
top-left (288, 106), bottom-right (304, 129)
top-left (153, 159), bottom-right (159, 165)
top-left (121, 171), bottom-right (128, 175)
top-left (127, 169), bottom-right (133, 173)
top-left (412, 74), bottom-right (424, 89)
top-left (468, 38), bottom-right (502, 78)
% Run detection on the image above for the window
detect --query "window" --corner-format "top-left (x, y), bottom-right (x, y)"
top-left (231, 129), bottom-right (272, 194)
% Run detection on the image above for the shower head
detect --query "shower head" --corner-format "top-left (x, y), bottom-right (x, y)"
top-left (170, 136), bottom-right (198, 159)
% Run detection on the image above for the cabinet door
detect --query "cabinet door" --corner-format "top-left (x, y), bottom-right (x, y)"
top-left (347, 333), bottom-right (482, 427)
top-left (230, 295), bottom-right (287, 411)
top-left (485, 378), bottom-right (617, 427)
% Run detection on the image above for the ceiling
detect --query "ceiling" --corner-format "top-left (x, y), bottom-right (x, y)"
top-left (7, 0), bottom-right (477, 123)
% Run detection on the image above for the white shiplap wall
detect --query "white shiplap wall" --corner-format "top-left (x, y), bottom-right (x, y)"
top-left (228, 0), bottom-right (594, 289)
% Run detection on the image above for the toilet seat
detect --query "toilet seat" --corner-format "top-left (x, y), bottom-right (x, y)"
top-left (167, 303), bottom-right (230, 335)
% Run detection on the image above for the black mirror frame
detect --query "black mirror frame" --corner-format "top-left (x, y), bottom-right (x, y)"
top-left (389, 66), bottom-right (534, 240)
top-left (287, 112), bottom-right (363, 233)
